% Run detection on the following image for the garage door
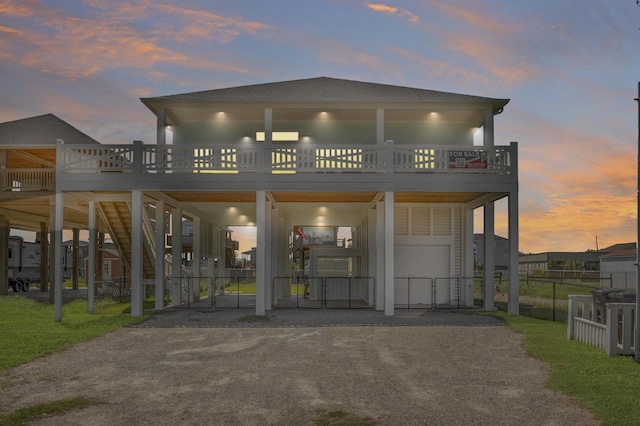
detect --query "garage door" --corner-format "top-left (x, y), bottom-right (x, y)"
top-left (395, 245), bottom-right (450, 305)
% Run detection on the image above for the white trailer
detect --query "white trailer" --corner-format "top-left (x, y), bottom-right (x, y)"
top-left (8, 236), bottom-right (41, 292)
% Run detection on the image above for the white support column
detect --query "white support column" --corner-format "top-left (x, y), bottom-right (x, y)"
top-left (465, 208), bottom-right (475, 307)
top-left (483, 203), bottom-right (495, 311)
top-left (157, 107), bottom-right (166, 146)
top-left (155, 200), bottom-right (165, 311)
top-left (88, 201), bottom-right (96, 314)
top-left (507, 191), bottom-right (520, 315)
top-left (484, 108), bottom-right (494, 146)
top-left (54, 191), bottom-right (63, 321)
top-left (171, 207), bottom-right (183, 306)
top-left (256, 191), bottom-right (267, 316)
top-left (131, 190), bottom-right (144, 317)
top-left (384, 192), bottom-right (394, 316)
top-left (267, 205), bottom-right (279, 310)
top-left (0, 215), bottom-right (7, 295)
top-left (192, 216), bottom-right (201, 302)
top-left (375, 200), bottom-right (384, 310)
top-left (376, 108), bottom-right (384, 145)
top-left (368, 206), bottom-right (379, 310)
top-left (48, 202), bottom-right (56, 304)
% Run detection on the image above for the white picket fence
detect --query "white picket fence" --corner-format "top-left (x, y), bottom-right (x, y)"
top-left (567, 295), bottom-right (635, 356)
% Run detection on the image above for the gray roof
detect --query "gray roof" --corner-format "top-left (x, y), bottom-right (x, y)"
top-left (142, 77), bottom-right (509, 112)
top-left (0, 114), bottom-right (100, 147)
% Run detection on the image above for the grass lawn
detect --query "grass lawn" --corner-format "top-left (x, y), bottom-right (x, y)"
top-left (3, 294), bottom-right (640, 425)
top-left (496, 312), bottom-right (640, 426)
top-left (0, 296), bottom-right (149, 371)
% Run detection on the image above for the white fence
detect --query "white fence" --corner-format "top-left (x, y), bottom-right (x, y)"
top-left (567, 295), bottom-right (635, 356)
top-left (1, 167), bottom-right (55, 191)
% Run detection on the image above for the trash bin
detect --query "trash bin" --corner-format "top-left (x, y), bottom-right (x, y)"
top-left (606, 291), bottom-right (636, 345)
top-left (590, 288), bottom-right (618, 324)
top-left (608, 291), bottom-right (636, 304)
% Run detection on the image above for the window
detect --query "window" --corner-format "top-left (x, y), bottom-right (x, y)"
top-left (256, 131), bottom-right (299, 142)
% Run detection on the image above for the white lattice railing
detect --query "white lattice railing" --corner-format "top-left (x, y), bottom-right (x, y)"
top-left (1, 167), bottom-right (55, 191)
top-left (58, 141), bottom-right (515, 175)
top-left (61, 145), bottom-right (135, 173)
top-left (567, 295), bottom-right (636, 356)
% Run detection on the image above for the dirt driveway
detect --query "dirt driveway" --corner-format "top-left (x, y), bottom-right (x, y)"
top-left (1, 309), bottom-right (600, 425)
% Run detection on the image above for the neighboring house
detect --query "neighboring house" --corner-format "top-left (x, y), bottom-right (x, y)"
top-left (474, 234), bottom-right (510, 272)
top-left (599, 243), bottom-right (636, 290)
top-left (242, 247), bottom-right (257, 270)
top-left (518, 251), bottom-right (601, 275)
top-left (0, 114), bottom-right (101, 295)
top-left (4, 77), bottom-right (521, 317)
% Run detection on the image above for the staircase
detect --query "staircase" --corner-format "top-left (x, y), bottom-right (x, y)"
top-left (97, 201), bottom-right (156, 278)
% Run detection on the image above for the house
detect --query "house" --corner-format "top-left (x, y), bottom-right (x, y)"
top-left (473, 233), bottom-right (510, 272)
top-left (0, 114), bottom-right (101, 300)
top-left (4, 77), bottom-right (521, 318)
top-left (518, 251), bottom-right (600, 275)
top-left (599, 243), bottom-right (636, 290)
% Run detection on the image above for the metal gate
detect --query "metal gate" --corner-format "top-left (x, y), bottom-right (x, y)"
top-left (395, 276), bottom-right (477, 309)
top-left (213, 276), bottom-right (257, 309)
top-left (169, 276), bottom-right (214, 309)
top-left (272, 276), bottom-right (376, 309)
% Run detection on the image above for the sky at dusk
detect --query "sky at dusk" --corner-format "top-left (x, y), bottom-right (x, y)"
top-left (1, 0), bottom-right (640, 254)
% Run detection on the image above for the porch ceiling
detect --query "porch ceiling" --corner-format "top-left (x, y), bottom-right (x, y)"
top-left (3, 148), bottom-right (56, 168)
top-left (163, 191), bottom-right (256, 203)
top-left (0, 195), bottom-right (92, 232)
top-left (394, 192), bottom-right (489, 203)
top-left (163, 191), bottom-right (490, 204)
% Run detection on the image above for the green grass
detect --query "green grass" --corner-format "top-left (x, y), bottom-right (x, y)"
top-left (0, 297), bottom-right (149, 371)
top-left (496, 312), bottom-right (640, 425)
top-left (221, 281), bottom-right (257, 294)
top-left (0, 397), bottom-right (94, 426)
top-left (517, 278), bottom-right (599, 299)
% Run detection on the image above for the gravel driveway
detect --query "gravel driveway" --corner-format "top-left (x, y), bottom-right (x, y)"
top-left (1, 309), bottom-right (600, 425)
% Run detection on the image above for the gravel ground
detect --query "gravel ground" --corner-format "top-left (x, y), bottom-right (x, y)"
top-left (0, 308), bottom-right (601, 425)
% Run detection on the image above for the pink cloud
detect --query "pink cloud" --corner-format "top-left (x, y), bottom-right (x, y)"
top-left (433, 3), bottom-right (517, 34)
top-left (364, 2), bottom-right (420, 23)
top-left (0, 1), bottom-right (266, 79)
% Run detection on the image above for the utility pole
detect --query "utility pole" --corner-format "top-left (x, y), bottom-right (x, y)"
top-left (635, 82), bottom-right (640, 362)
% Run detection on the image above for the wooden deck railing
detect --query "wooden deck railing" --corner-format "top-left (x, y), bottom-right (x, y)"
top-left (0, 167), bottom-right (55, 191)
top-left (567, 295), bottom-right (635, 356)
top-left (58, 140), bottom-right (516, 175)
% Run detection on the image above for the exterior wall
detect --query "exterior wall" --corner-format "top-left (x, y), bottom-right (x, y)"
top-left (173, 112), bottom-right (475, 146)
top-left (385, 121), bottom-right (474, 145)
top-left (601, 257), bottom-right (636, 290)
top-left (474, 234), bottom-right (510, 271)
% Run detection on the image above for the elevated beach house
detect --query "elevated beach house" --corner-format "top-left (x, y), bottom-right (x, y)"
top-left (9, 77), bottom-right (520, 318)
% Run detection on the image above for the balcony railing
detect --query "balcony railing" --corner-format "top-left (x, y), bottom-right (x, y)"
top-left (58, 141), bottom-right (516, 175)
top-left (1, 167), bottom-right (55, 191)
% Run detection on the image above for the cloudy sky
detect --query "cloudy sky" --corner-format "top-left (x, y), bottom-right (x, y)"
top-left (1, 0), bottom-right (639, 253)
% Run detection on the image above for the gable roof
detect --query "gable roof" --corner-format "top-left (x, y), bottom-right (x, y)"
top-left (142, 76), bottom-right (509, 113)
top-left (0, 114), bottom-right (100, 147)
top-left (600, 242), bottom-right (636, 259)
top-left (600, 242), bottom-right (636, 254)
